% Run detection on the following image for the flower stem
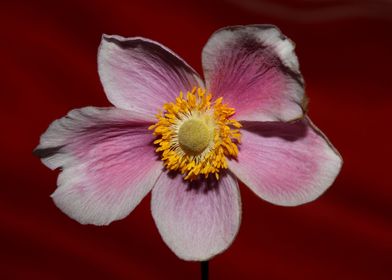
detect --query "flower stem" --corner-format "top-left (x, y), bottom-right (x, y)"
top-left (201, 261), bottom-right (209, 280)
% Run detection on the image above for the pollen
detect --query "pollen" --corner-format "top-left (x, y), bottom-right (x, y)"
top-left (149, 87), bottom-right (241, 181)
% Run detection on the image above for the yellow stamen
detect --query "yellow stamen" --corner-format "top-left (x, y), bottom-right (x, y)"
top-left (149, 87), bottom-right (241, 181)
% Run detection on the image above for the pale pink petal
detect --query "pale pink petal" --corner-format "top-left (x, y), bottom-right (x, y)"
top-left (34, 107), bottom-right (162, 225)
top-left (202, 25), bottom-right (305, 122)
top-left (229, 118), bottom-right (342, 206)
top-left (98, 35), bottom-right (203, 121)
top-left (151, 172), bottom-right (241, 261)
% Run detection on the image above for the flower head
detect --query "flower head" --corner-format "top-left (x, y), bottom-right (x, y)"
top-left (149, 87), bottom-right (241, 180)
top-left (35, 25), bottom-right (342, 261)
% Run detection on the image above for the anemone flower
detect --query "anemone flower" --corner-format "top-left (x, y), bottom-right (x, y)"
top-left (35, 25), bottom-right (342, 261)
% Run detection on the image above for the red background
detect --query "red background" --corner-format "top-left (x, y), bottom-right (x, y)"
top-left (1, 0), bottom-right (391, 279)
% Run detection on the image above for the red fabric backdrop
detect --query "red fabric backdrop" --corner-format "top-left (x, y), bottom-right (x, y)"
top-left (1, 0), bottom-right (391, 279)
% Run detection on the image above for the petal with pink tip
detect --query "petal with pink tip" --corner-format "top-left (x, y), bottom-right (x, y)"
top-left (229, 118), bottom-right (342, 206)
top-left (98, 35), bottom-right (203, 121)
top-left (34, 107), bottom-right (162, 225)
top-left (202, 25), bottom-right (305, 122)
top-left (151, 172), bottom-right (241, 261)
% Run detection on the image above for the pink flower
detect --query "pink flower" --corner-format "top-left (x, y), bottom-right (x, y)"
top-left (35, 25), bottom-right (342, 261)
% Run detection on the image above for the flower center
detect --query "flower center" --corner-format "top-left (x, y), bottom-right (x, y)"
top-left (149, 87), bottom-right (241, 181)
top-left (178, 119), bottom-right (211, 155)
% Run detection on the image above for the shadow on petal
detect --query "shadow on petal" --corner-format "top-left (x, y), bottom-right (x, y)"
top-left (166, 171), bottom-right (230, 194)
top-left (241, 119), bottom-right (308, 142)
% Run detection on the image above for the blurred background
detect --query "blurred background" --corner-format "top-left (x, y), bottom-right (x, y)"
top-left (1, 0), bottom-right (391, 279)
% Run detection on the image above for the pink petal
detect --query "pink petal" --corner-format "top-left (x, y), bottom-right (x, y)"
top-left (229, 118), bottom-right (342, 206)
top-left (151, 173), bottom-right (241, 261)
top-left (34, 107), bottom-right (162, 225)
top-left (98, 35), bottom-right (203, 121)
top-left (202, 25), bottom-right (305, 122)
